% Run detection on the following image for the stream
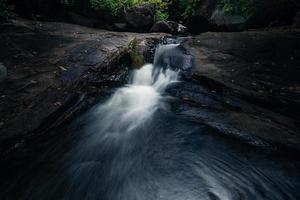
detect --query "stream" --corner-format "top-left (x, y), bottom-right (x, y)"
top-left (1, 42), bottom-right (299, 200)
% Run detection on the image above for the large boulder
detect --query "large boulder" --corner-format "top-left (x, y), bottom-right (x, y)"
top-left (0, 19), bottom-right (167, 150)
top-left (125, 3), bottom-right (155, 31)
top-left (150, 21), bottom-right (187, 34)
top-left (187, 30), bottom-right (300, 150)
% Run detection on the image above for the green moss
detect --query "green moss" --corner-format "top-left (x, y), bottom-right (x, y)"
top-left (155, 10), bottom-right (169, 21)
top-left (130, 50), bottom-right (145, 68)
top-left (128, 39), bottom-right (145, 68)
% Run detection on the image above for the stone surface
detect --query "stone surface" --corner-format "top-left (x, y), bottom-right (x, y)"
top-left (183, 29), bottom-right (300, 151)
top-left (0, 19), bottom-right (167, 151)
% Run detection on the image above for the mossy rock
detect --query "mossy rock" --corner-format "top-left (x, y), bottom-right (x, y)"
top-left (127, 39), bottom-right (146, 68)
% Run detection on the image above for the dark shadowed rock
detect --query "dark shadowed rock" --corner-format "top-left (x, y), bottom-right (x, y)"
top-left (185, 29), bottom-right (300, 151)
top-left (0, 19), bottom-right (167, 151)
top-left (125, 3), bottom-right (155, 31)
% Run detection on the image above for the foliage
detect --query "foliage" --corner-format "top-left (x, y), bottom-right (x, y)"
top-left (155, 10), bottom-right (169, 21)
top-left (181, 0), bottom-right (202, 19)
top-left (219, 0), bottom-right (294, 20)
top-left (166, 0), bottom-right (202, 20)
top-left (90, 0), bottom-right (138, 16)
top-left (89, 0), bottom-right (169, 20)
top-left (0, 0), bottom-right (15, 19)
top-left (149, 0), bottom-right (170, 21)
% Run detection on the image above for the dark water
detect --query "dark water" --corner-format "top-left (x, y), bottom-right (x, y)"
top-left (0, 44), bottom-right (299, 200)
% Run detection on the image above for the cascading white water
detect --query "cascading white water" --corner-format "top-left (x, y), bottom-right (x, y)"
top-left (87, 46), bottom-right (179, 137)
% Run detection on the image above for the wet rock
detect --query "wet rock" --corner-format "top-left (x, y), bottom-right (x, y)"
top-left (0, 19), bottom-right (167, 150)
top-left (186, 29), bottom-right (300, 151)
top-left (125, 3), bottom-right (155, 31)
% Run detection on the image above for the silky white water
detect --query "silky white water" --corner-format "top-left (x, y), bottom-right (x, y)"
top-left (87, 48), bottom-right (179, 138)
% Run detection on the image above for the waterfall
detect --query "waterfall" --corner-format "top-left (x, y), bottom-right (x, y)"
top-left (85, 44), bottom-right (179, 138)
top-left (67, 44), bottom-right (182, 200)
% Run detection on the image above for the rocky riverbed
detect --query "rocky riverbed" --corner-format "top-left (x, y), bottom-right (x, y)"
top-left (0, 19), bottom-right (299, 157)
top-left (0, 19), bottom-right (167, 153)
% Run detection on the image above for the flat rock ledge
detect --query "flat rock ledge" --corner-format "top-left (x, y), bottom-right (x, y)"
top-left (0, 19), bottom-right (168, 153)
top-left (188, 29), bottom-right (300, 152)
